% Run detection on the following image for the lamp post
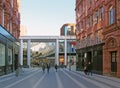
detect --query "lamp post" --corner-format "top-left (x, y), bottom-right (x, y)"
top-left (68, 28), bottom-right (72, 71)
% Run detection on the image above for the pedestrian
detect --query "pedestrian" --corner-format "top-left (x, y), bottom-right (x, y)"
top-left (84, 65), bottom-right (88, 75)
top-left (55, 64), bottom-right (57, 72)
top-left (47, 63), bottom-right (50, 73)
top-left (42, 63), bottom-right (45, 73)
top-left (87, 61), bottom-right (92, 76)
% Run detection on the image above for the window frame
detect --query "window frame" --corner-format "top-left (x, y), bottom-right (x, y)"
top-left (109, 7), bottom-right (114, 25)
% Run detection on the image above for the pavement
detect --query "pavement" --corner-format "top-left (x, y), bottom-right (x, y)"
top-left (0, 67), bottom-right (120, 88)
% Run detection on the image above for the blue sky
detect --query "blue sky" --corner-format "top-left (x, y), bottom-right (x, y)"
top-left (21, 0), bottom-right (75, 36)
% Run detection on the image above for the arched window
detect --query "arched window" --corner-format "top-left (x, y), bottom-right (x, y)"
top-left (109, 6), bottom-right (114, 25)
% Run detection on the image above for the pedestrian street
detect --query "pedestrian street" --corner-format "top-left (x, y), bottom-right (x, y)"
top-left (0, 68), bottom-right (120, 88)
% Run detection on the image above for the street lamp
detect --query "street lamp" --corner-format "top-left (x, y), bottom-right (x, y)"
top-left (68, 28), bottom-right (72, 71)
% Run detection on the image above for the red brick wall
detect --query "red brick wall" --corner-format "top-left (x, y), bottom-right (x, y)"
top-left (0, 0), bottom-right (20, 39)
top-left (75, 0), bottom-right (120, 77)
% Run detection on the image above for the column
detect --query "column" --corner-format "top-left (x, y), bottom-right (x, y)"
top-left (64, 39), bottom-right (67, 66)
top-left (27, 39), bottom-right (31, 67)
top-left (19, 39), bottom-right (23, 65)
top-left (55, 39), bottom-right (59, 65)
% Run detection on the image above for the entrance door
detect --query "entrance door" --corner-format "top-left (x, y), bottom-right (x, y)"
top-left (87, 52), bottom-right (92, 62)
top-left (14, 54), bottom-right (18, 70)
top-left (111, 51), bottom-right (117, 72)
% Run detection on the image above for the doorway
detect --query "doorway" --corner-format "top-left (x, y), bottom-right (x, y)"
top-left (111, 51), bottom-right (117, 72)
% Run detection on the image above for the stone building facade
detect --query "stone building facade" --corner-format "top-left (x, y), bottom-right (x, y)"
top-left (75, 0), bottom-right (120, 77)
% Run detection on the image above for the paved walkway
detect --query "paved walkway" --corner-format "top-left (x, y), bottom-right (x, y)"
top-left (0, 68), bottom-right (120, 88)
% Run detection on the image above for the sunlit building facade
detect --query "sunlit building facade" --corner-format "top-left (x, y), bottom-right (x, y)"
top-left (60, 23), bottom-right (77, 70)
top-left (60, 23), bottom-right (76, 36)
top-left (20, 25), bottom-right (27, 36)
top-left (75, 0), bottom-right (120, 77)
top-left (0, 0), bottom-right (20, 76)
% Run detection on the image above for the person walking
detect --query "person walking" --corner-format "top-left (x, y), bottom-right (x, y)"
top-left (47, 63), bottom-right (50, 73)
top-left (84, 65), bottom-right (88, 75)
top-left (87, 61), bottom-right (92, 76)
top-left (42, 63), bottom-right (45, 73)
top-left (55, 64), bottom-right (58, 72)
top-left (84, 62), bottom-right (88, 75)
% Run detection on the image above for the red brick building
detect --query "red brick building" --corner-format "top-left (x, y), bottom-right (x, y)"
top-left (75, 0), bottom-right (120, 77)
top-left (0, 0), bottom-right (20, 39)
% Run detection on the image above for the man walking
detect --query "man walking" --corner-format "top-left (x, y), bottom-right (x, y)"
top-left (55, 64), bottom-right (57, 72)
top-left (87, 61), bottom-right (92, 76)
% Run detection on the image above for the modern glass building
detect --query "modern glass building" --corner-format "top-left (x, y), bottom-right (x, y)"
top-left (0, 25), bottom-right (19, 76)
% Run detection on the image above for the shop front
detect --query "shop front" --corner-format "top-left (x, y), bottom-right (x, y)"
top-left (76, 43), bottom-right (103, 74)
top-left (0, 25), bottom-right (19, 76)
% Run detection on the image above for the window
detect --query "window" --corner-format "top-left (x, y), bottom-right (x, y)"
top-left (10, 20), bottom-right (12, 34)
top-left (100, 7), bottom-right (104, 20)
top-left (109, 7), bottom-right (114, 25)
top-left (96, 11), bottom-right (99, 23)
top-left (87, 17), bottom-right (90, 28)
top-left (7, 23), bottom-right (10, 31)
top-left (0, 43), bottom-right (5, 66)
top-left (95, 32), bottom-right (99, 44)
top-left (111, 51), bottom-right (117, 62)
top-left (8, 48), bottom-right (12, 65)
top-left (81, 3), bottom-right (83, 13)
top-left (91, 14), bottom-right (94, 25)
top-left (81, 21), bottom-right (84, 31)
top-left (11, 0), bottom-right (13, 7)
top-left (88, 17), bottom-right (90, 27)
top-left (90, 34), bottom-right (94, 45)
top-left (87, 36), bottom-right (90, 46)
top-left (90, 0), bottom-right (92, 7)
top-left (2, 9), bottom-right (4, 26)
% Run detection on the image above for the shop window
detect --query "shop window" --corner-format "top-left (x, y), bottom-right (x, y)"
top-left (8, 48), bottom-right (12, 65)
top-left (0, 43), bottom-right (5, 66)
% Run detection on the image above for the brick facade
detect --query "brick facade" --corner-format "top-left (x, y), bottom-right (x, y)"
top-left (0, 0), bottom-right (20, 39)
top-left (75, 0), bottom-right (120, 77)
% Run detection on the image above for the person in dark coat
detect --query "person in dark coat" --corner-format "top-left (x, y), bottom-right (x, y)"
top-left (55, 64), bottom-right (58, 72)
top-left (87, 61), bottom-right (92, 76)
top-left (47, 63), bottom-right (50, 73)
top-left (84, 62), bottom-right (88, 75)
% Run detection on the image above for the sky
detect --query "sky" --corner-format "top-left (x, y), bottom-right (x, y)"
top-left (20, 0), bottom-right (76, 36)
